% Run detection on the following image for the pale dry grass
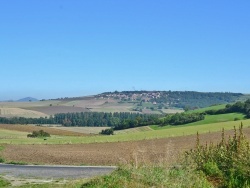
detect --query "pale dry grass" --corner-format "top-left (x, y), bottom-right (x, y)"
top-left (161, 109), bottom-right (184, 114)
top-left (0, 107), bottom-right (48, 118)
top-left (114, 126), bottom-right (153, 135)
top-left (51, 126), bottom-right (109, 134)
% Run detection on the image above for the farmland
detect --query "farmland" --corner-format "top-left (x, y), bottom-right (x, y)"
top-left (50, 126), bottom-right (109, 134)
top-left (0, 119), bottom-right (250, 145)
top-left (0, 124), bottom-right (250, 166)
top-left (1, 99), bottom-right (250, 187)
top-left (0, 107), bottom-right (48, 118)
top-left (1, 91), bottom-right (248, 119)
top-left (0, 116), bottom-right (250, 187)
top-left (0, 124), bottom-right (88, 136)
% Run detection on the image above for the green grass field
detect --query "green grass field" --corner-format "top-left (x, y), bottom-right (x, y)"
top-left (1, 119), bottom-right (250, 145)
top-left (186, 104), bottom-right (226, 113)
top-left (186, 113), bottom-right (245, 126)
top-left (151, 113), bottom-right (246, 130)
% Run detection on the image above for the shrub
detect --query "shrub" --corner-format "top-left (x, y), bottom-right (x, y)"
top-left (0, 157), bottom-right (4, 163)
top-left (0, 177), bottom-right (10, 187)
top-left (99, 128), bottom-right (114, 135)
top-left (185, 123), bottom-right (250, 187)
top-left (27, 130), bottom-right (50, 138)
top-left (234, 117), bottom-right (240, 121)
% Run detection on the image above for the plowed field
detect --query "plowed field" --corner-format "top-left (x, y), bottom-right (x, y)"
top-left (2, 128), bottom-right (250, 166)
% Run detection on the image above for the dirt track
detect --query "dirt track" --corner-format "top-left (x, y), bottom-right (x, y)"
top-left (2, 128), bottom-right (250, 166)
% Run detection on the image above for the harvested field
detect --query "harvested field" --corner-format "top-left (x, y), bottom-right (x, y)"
top-left (22, 106), bottom-right (90, 115)
top-left (161, 109), bottom-right (184, 114)
top-left (0, 107), bottom-right (47, 118)
top-left (115, 126), bottom-right (153, 134)
top-left (0, 124), bottom-right (88, 136)
top-left (142, 109), bottom-right (162, 114)
top-left (51, 126), bottom-right (109, 134)
top-left (63, 99), bottom-right (115, 108)
top-left (0, 101), bottom-right (60, 108)
top-left (2, 128), bottom-right (250, 166)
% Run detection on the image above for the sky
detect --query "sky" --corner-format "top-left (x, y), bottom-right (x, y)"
top-left (1, 0), bottom-right (250, 100)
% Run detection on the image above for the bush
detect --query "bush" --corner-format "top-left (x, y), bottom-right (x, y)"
top-left (185, 123), bottom-right (250, 187)
top-left (0, 157), bottom-right (4, 163)
top-left (0, 177), bottom-right (10, 187)
top-left (27, 130), bottom-right (50, 138)
top-left (99, 128), bottom-right (114, 135)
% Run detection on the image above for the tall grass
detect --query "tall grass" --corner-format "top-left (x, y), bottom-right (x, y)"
top-left (82, 123), bottom-right (250, 188)
top-left (81, 140), bottom-right (212, 188)
top-left (0, 177), bottom-right (10, 187)
top-left (0, 145), bottom-right (5, 163)
top-left (81, 165), bottom-right (211, 188)
top-left (186, 123), bottom-right (250, 187)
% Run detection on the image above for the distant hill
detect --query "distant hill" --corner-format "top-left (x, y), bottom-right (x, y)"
top-left (17, 97), bottom-right (39, 102)
top-left (97, 91), bottom-right (244, 109)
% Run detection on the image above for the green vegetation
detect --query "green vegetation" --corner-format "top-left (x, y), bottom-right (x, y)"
top-left (81, 124), bottom-right (250, 188)
top-left (0, 146), bottom-right (4, 163)
top-left (186, 113), bottom-right (245, 126)
top-left (27, 130), bottom-right (50, 138)
top-left (187, 104), bottom-right (226, 113)
top-left (0, 112), bottom-right (161, 128)
top-left (0, 177), bottom-right (10, 187)
top-left (204, 99), bottom-right (250, 118)
top-left (99, 128), bottom-right (114, 135)
top-left (81, 165), bottom-right (211, 188)
top-left (160, 112), bottom-right (204, 126)
top-left (101, 90), bottom-right (243, 108)
top-left (151, 113), bottom-right (245, 130)
top-left (1, 119), bottom-right (250, 145)
top-left (186, 124), bottom-right (250, 187)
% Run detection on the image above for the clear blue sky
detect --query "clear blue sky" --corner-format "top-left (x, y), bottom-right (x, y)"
top-left (1, 1), bottom-right (249, 100)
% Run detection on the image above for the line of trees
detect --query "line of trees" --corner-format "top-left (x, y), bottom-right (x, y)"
top-left (204, 99), bottom-right (250, 118)
top-left (161, 113), bottom-right (205, 126)
top-left (0, 112), bottom-right (162, 128)
top-left (53, 112), bottom-right (161, 127)
top-left (0, 117), bottom-right (54, 125)
top-left (2, 99), bottom-right (248, 130)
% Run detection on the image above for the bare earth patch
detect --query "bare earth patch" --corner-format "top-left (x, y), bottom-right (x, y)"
top-left (2, 128), bottom-right (250, 166)
top-left (0, 124), bottom-right (88, 136)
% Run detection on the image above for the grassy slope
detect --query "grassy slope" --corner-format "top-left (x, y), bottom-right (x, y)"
top-left (186, 113), bottom-right (245, 126)
top-left (186, 104), bottom-right (226, 113)
top-left (1, 119), bottom-right (250, 145)
top-left (114, 126), bottom-right (153, 134)
top-left (152, 113), bottom-right (246, 130)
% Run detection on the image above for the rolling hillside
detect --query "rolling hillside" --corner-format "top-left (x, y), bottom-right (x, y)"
top-left (0, 91), bottom-right (249, 118)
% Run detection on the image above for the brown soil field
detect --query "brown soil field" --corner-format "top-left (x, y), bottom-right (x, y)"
top-left (22, 106), bottom-right (90, 115)
top-left (0, 124), bottom-right (88, 136)
top-left (2, 128), bottom-right (250, 166)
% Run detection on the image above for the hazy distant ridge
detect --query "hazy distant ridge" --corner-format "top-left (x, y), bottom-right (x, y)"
top-left (17, 97), bottom-right (39, 102)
